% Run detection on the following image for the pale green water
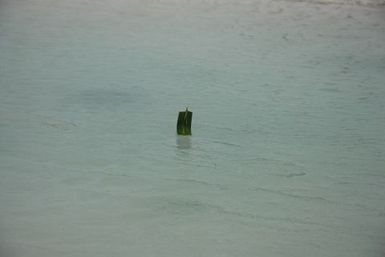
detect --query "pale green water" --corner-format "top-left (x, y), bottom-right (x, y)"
top-left (1, 0), bottom-right (385, 256)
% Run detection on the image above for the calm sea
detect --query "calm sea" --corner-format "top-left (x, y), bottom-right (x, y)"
top-left (1, 0), bottom-right (384, 256)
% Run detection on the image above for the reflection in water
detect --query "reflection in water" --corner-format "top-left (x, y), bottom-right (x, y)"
top-left (176, 135), bottom-right (191, 150)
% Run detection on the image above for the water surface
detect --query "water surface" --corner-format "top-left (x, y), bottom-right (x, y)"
top-left (0, 0), bottom-right (385, 256)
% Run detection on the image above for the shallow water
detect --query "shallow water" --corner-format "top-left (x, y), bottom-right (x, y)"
top-left (1, 0), bottom-right (385, 256)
